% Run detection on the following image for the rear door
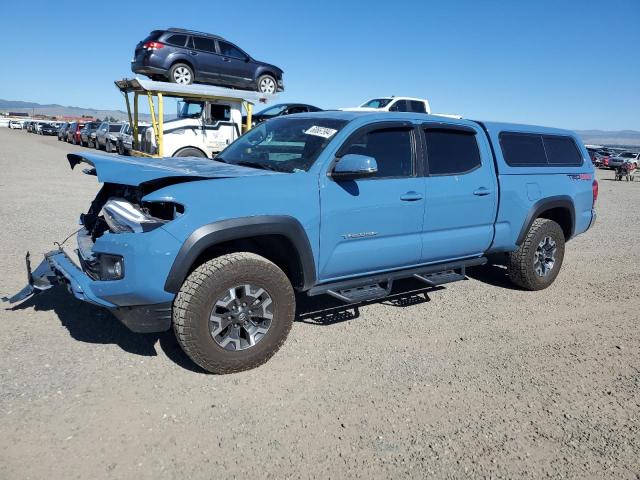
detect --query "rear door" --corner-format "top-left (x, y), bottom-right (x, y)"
top-left (419, 124), bottom-right (497, 262)
top-left (191, 36), bottom-right (222, 81)
top-left (216, 40), bottom-right (255, 88)
top-left (319, 122), bottom-right (426, 280)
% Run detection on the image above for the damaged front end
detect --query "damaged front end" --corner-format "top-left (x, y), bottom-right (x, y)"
top-left (2, 152), bottom-right (205, 333)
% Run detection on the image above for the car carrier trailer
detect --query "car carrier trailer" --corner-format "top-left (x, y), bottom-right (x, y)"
top-left (115, 77), bottom-right (277, 158)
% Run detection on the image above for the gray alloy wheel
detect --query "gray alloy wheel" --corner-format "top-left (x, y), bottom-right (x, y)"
top-left (533, 236), bottom-right (557, 277)
top-left (209, 284), bottom-right (273, 351)
top-left (507, 218), bottom-right (565, 291)
top-left (170, 64), bottom-right (193, 85)
top-left (257, 75), bottom-right (276, 94)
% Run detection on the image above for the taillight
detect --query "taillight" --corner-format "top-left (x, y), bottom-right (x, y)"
top-left (143, 41), bottom-right (164, 50)
top-left (592, 179), bottom-right (599, 208)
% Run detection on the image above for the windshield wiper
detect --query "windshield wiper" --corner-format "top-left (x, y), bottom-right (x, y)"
top-left (236, 161), bottom-right (281, 172)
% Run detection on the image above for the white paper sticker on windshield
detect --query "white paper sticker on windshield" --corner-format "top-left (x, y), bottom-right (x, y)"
top-left (304, 126), bottom-right (337, 139)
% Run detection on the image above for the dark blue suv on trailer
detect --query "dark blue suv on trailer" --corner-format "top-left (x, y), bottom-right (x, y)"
top-left (131, 28), bottom-right (284, 94)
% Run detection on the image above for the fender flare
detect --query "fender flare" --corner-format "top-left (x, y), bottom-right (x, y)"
top-left (164, 215), bottom-right (316, 293)
top-left (516, 195), bottom-right (575, 245)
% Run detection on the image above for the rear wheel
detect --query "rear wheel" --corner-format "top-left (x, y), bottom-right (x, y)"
top-left (507, 218), bottom-right (565, 291)
top-left (173, 252), bottom-right (295, 374)
top-left (169, 63), bottom-right (194, 85)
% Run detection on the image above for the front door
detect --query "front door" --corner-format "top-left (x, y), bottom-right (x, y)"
top-left (319, 124), bottom-right (425, 281)
top-left (420, 124), bottom-right (497, 263)
top-left (216, 40), bottom-right (256, 88)
top-left (203, 102), bottom-right (238, 153)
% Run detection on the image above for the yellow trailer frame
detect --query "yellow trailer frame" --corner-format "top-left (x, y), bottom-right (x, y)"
top-left (114, 78), bottom-right (266, 158)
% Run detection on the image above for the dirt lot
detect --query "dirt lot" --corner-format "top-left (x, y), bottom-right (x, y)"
top-left (0, 127), bottom-right (638, 479)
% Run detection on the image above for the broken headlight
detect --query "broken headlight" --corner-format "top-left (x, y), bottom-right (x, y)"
top-left (101, 199), bottom-right (182, 234)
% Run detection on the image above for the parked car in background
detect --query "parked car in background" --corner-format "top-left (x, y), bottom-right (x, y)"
top-left (58, 123), bottom-right (69, 141)
top-left (9, 120), bottom-right (23, 129)
top-left (341, 97), bottom-right (431, 114)
top-left (40, 123), bottom-right (58, 136)
top-left (95, 122), bottom-right (127, 152)
top-left (608, 151), bottom-right (640, 169)
top-left (117, 124), bottom-right (150, 155)
top-left (66, 122), bottom-right (85, 144)
top-left (242, 103), bottom-right (322, 127)
top-left (131, 28), bottom-right (284, 93)
top-left (80, 122), bottom-right (101, 147)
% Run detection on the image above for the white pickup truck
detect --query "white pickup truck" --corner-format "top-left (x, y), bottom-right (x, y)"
top-left (341, 96), bottom-right (431, 114)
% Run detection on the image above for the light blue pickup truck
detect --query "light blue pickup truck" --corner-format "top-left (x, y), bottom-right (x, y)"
top-left (5, 111), bottom-right (598, 373)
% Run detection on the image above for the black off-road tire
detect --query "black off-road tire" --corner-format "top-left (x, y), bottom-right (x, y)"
top-left (173, 252), bottom-right (296, 374)
top-left (507, 218), bottom-right (565, 291)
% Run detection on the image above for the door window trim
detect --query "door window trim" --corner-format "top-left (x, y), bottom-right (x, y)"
top-left (420, 123), bottom-right (482, 176)
top-left (330, 121), bottom-right (422, 181)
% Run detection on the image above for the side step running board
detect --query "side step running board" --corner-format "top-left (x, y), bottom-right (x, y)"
top-left (308, 257), bottom-right (486, 304)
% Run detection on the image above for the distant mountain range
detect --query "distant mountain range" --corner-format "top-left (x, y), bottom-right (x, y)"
top-left (2, 98), bottom-right (639, 147)
top-left (0, 99), bottom-right (146, 121)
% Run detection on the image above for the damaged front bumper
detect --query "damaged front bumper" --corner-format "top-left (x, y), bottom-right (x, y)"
top-left (3, 249), bottom-right (173, 333)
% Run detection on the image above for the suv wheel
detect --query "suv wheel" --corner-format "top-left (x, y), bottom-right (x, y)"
top-left (170, 63), bottom-right (194, 85)
top-left (257, 74), bottom-right (277, 94)
top-left (507, 218), bottom-right (565, 291)
top-left (173, 252), bottom-right (295, 374)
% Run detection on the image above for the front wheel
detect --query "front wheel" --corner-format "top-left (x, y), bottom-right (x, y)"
top-left (173, 252), bottom-right (295, 374)
top-left (256, 74), bottom-right (277, 94)
top-left (507, 218), bottom-right (565, 291)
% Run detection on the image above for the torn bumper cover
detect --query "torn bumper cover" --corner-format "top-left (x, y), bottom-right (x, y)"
top-left (3, 250), bottom-right (172, 333)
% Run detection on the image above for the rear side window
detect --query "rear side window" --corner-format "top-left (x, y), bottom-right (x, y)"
top-left (500, 132), bottom-right (582, 166)
top-left (543, 135), bottom-right (582, 165)
top-left (165, 34), bottom-right (187, 47)
top-left (424, 129), bottom-right (481, 175)
top-left (500, 133), bottom-right (546, 166)
top-left (409, 101), bottom-right (426, 113)
top-left (389, 100), bottom-right (408, 112)
top-left (193, 36), bottom-right (216, 53)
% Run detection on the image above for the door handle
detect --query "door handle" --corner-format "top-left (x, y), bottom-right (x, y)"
top-left (190, 51), bottom-right (198, 56)
top-left (473, 188), bottom-right (491, 196)
top-left (400, 191), bottom-right (423, 202)
top-left (222, 57), bottom-right (230, 62)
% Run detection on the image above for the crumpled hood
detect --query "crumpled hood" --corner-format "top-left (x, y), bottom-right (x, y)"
top-left (67, 153), bottom-right (280, 186)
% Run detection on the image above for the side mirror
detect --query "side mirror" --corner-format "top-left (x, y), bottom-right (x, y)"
top-left (331, 154), bottom-right (378, 180)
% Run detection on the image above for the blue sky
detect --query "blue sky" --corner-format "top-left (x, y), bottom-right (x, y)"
top-left (3, 0), bottom-right (639, 130)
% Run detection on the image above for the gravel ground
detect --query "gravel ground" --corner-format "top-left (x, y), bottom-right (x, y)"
top-left (0, 128), bottom-right (638, 479)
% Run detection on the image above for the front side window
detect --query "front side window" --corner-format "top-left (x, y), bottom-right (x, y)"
top-left (361, 98), bottom-right (392, 109)
top-left (343, 128), bottom-right (414, 178)
top-left (193, 36), bottom-right (216, 53)
top-left (216, 117), bottom-right (347, 173)
top-left (209, 104), bottom-right (230, 122)
top-left (424, 129), bottom-right (481, 175)
top-left (218, 41), bottom-right (246, 59)
top-left (255, 104), bottom-right (287, 118)
top-left (177, 101), bottom-right (204, 119)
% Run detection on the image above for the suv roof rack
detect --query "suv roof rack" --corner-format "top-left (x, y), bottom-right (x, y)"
top-left (166, 28), bottom-right (224, 40)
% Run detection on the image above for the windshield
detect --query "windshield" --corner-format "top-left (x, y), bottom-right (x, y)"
top-left (109, 124), bottom-right (122, 132)
top-left (255, 104), bottom-right (287, 118)
top-left (178, 101), bottom-right (204, 119)
top-left (361, 98), bottom-right (392, 108)
top-left (216, 117), bottom-right (348, 173)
